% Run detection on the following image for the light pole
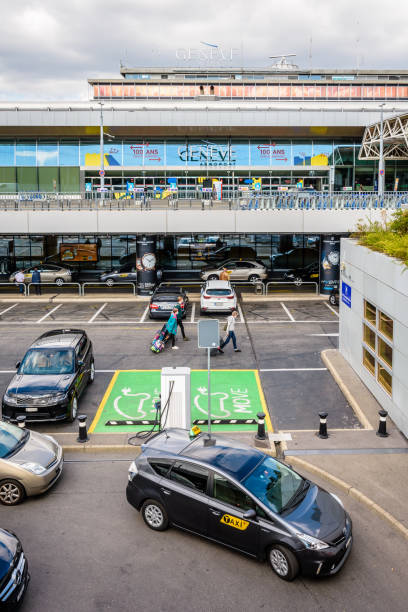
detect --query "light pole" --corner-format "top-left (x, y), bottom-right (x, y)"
top-left (98, 102), bottom-right (105, 199)
top-left (378, 103), bottom-right (386, 197)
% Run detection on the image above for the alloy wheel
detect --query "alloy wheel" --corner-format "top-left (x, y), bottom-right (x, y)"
top-left (0, 482), bottom-right (22, 505)
top-left (144, 504), bottom-right (164, 528)
top-left (270, 549), bottom-right (289, 577)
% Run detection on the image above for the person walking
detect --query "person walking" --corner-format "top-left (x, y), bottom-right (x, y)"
top-left (165, 307), bottom-right (179, 350)
top-left (176, 295), bottom-right (189, 341)
top-left (31, 266), bottom-right (41, 295)
top-left (219, 267), bottom-right (230, 281)
top-left (15, 269), bottom-right (25, 295)
top-left (218, 309), bottom-right (241, 353)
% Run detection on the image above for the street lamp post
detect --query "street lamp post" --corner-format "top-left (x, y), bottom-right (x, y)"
top-left (99, 102), bottom-right (105, 200)
top-left (378, 103), bottom-right (386, 197)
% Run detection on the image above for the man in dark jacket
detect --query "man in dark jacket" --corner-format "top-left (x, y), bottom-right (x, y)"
top-left (175, 295), bottom-right (189, 341)
top-left (32, 267), bottom-right (41, 295)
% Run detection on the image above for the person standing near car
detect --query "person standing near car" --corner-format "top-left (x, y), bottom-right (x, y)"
top-left (219, 267), bottom-right (230, 281)
top-left (31, 266), bottom-right (41, 295)
top-left (176, 295), bottom-right (189, 341)
top-left (15, 269), bottom-right (25, 295)
top-left (165, 307), bottom-right (179, 350)
top-left (218, 309), bottom-right (241, 353)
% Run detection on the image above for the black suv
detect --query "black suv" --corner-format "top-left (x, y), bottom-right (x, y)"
top-left (2, 329), bottom-right (94, 423)
top-left (0, 529), bottom-right (30, 609)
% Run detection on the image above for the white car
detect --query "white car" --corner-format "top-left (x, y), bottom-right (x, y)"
top-left (200, 280), bottom-right (237, 314)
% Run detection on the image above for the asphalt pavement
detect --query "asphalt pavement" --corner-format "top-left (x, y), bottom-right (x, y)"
top-left (1, 451), bottom-right (407, 612)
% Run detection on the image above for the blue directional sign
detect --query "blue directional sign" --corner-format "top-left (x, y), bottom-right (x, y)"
top-left (342, 282), bottom-right (351, 308)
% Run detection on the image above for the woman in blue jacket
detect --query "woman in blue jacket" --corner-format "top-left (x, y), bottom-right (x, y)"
top-left (165, 308), bottom-right (178, 350)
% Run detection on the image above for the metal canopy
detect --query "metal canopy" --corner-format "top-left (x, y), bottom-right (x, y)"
top-left (359, 113), bottom-right (408, 160)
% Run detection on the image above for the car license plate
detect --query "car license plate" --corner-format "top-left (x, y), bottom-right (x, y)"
top-left (213, 302), bottom-right (218, 306)
top-left (26, 407), bottom-right (38, 412)
top-left (346, 536), bottom-right (352, 549)
top-left (160, 303), bottom-right (173, 309)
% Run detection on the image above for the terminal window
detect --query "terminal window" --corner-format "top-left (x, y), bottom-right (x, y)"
top-left (362, 300), bottom-right (393, 395)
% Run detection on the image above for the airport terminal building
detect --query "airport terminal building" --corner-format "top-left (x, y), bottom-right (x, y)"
top-left (0, 63), bottom-right (406, 285)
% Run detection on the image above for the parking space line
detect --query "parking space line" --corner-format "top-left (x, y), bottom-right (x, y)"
top-left (139, 305), bottom-right (149, 323)
top-left (237, 304), bottom-right (245, 323)
top-left (89, 371), bottom-right (119, 434)
top-left (190, 303), bottom-right (196, 323)
top-left (260, 368), bottom-right (327, 372)
top-left (308, 333), bottom-right (339, 337)
top-left (325, 302), bottom-right (339, 317)
top-left (280, 302), bottom-right (295, 322)
top-left (0, 303), bottom-right (18, 316)
top-left (36, 304), bottom-right (62, 323)
top-left (88, 303), bottom-right (107, 323)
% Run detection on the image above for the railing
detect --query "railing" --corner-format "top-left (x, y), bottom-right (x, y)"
top-left (0, 281), bottom-right (26, 295)
top-left (82, 281), bottom-right (137, 296)
top-left (27, 282), bottom-right (82, 296)
top-left (0, 192), bottom-right (407, 211)
top-left (158, 280), bottom-right (265, 295)
top-left (265, 281), bottom-right (319, 295)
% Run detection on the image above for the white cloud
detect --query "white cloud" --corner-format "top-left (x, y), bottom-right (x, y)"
top-left (0, 0), bottom-right (407, 100)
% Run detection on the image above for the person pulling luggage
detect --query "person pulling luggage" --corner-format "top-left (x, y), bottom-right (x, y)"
top-left (218, 309), bottom-right (241, 353)
top-left (165, 307), bottom-right (179, 350)
top-left (176, 295), bottom-right (189, 341)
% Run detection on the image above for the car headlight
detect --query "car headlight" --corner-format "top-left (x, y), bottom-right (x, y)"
top-left (20, 462), bottom-right (46, 475)
top-left (52, 392), bottom-right (68, 403)
top-left (128, 461), bottom-right (138, 482)
top-left (3, 393), bottom-right (17, 405)
top-left (296, 533), bottom-right (329, 550)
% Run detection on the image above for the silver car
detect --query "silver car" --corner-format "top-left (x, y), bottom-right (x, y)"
top-left (201, 259), bottom-right (268, 282)
top-left (9, 264), bottom-right (72, 286)
top-left (0, 421), bottom-right (63, 505)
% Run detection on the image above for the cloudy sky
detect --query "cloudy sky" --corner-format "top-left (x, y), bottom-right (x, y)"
top-left (1, 0), bottom-right (407, 100)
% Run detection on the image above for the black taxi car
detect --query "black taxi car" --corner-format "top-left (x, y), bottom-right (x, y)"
top-left (149, 286), bottom-right (189, 319)
top-left (2, 329), bottom-right (94, 423)
top-left (126, 429), bottom-right (352, 581)
top-left (0, 528), bottom-right (30, 609)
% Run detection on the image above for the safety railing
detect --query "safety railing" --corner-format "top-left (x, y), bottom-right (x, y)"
top-left (158, 280), bottom-right (265, 295)
top-left (81, 281), bottom-right (137, 296)
top-left (264, 281), bottom-right (319, 295)
top-left (26, 282), bottom-right (82, 296)
top-left (0, 281), bottom-right (26, 295)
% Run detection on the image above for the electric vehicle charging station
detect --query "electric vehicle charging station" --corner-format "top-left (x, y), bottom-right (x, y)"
top-left (161, 367), bottom-right (191, 429)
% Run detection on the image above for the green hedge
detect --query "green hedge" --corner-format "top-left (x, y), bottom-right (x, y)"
top-left (353, 210), bottom-right (408, 267)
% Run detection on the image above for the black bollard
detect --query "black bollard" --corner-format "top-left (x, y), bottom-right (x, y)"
top-left (77, 414), bottom-right (89, 443)
top-left (376, 409), bottom-right (389, 438)
top-left (255, 412), bottom-right (267, 441)
top-left (16, 415), bottom-right (26, 429)
top-left (317, 412), bottom-right (328, 439)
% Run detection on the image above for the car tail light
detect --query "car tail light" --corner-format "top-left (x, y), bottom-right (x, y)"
top-left (150, 303), bottom-right (159, 310)
top-left (203, 295), bottom-right (211, 299)
top-left (226, 295), bottom-right (234, 299)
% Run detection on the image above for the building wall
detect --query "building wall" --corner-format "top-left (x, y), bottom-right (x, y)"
top-left (339, 239), bottom-right (408, 437)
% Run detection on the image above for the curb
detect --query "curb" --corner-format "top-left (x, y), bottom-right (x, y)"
top-left (288, 455), bottom-right (408, 541)
top-left (321, 349), bottom-right (373, 430)
top-left (62, 444), bottom-right (142, 452)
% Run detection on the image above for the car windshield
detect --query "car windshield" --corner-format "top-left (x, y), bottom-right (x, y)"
top-left (206, 289), bottom-right (231, 296)
top-left (243, 456), bottom-right (304, 514)
top-left (0, 422), bottom-right (28, 458)
top-left (19, 348), bottom-right (75, 375)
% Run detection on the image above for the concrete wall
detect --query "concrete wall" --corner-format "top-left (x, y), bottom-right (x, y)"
top-left (339, 238), bottom-right (408, 437)
top-left (0, 209), bottom-right (390, 235)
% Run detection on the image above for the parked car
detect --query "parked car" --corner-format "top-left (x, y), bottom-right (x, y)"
top-left (200, 280), bottom-right (237, 314)
top-left (284, 262), bottom-right (320, 286)
top-left (329, 286), bottom-right (339, 306)
top-left (2, 329), bottom-right (94, 423)
top-left (100, 263), bottom-right (137, 286)
top-left (201, 259), bottom-right (268, 282)
top-left (270, 248), bottom-right (319, 278)
top-left (149, 286), bottom-right (189, 319)
top-left (0, 528), bottom-right (30, 605)
top-left (204, 245), bottom-right (257, 263)
top-left (0, 420), bottom-right (63, 505)
top-left (9, 264), bottom-right (72, 286)
top-left (126, 429), bottom-right (352, 581)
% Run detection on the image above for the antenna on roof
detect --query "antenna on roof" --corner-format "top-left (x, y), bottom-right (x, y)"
top-left (269, 54), bottom-right (298, 70)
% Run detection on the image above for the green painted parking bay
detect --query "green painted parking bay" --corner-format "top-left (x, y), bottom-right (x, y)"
top-left (90, 369), bottom-right (271, 433)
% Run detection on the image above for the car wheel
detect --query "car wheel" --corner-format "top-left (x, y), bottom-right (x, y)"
top-left (293, 276), bottom-right (303, 287)
top-left (67, 394), bottom-right (78, 422)
top-left (0, 480), bottom-right (25, 506)
top-left (248, 274), bottom-right (260, 283)
top-left (141, 499), bottom-right (169, 531)
top-left (208, 274), bottom-right (218, 280)
top-left (200, 309), bottom-right (206, 316)
top-left (268, 545), bottom-right (299, 581)
top-left (88, 360), bottom-right (95, 385)
top-left (329, 294), bottom-right (337, 306)
top-left (106, 278), bottom-right (114, 287)
top-left (55, 277), bottom-right (64, 286)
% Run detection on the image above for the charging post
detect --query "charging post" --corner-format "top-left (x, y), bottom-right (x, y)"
top-left (198, 319), bottom-right (220, 445)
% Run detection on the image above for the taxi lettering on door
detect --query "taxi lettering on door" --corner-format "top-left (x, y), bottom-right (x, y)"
top-left (220, 513), bottom-right (249, 531)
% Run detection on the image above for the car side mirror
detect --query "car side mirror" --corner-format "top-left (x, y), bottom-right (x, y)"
top-left (243, 508), bottom-right (257, 520)
top-left (15, 361), bottom-right (21, 369)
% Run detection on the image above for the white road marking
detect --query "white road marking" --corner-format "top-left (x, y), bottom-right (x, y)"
top-left (140, 305), bottom-right (149, 323)
top-left (325, 302), bottom-right (339, 317)
top-left (307, 333), bottom-right (339, 337)
top-left (0, 304), bottom-right (18, 316)
top-left (0, 319), bottom-right (339, 326)
top-left (245, 320), bottom-right (338, 324)
top-left (280, 302), bottom-right (295, 322)
top-left (36, 304), bottom-right (62, 323)
top-left (190, 303), bottom-right (196, 323)
top-left (260, 368), bottom-right (327, 372)
top-left (88, 303), bottom-right (107, 323)
top-left (237, 304), bottom-right (245, 323)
